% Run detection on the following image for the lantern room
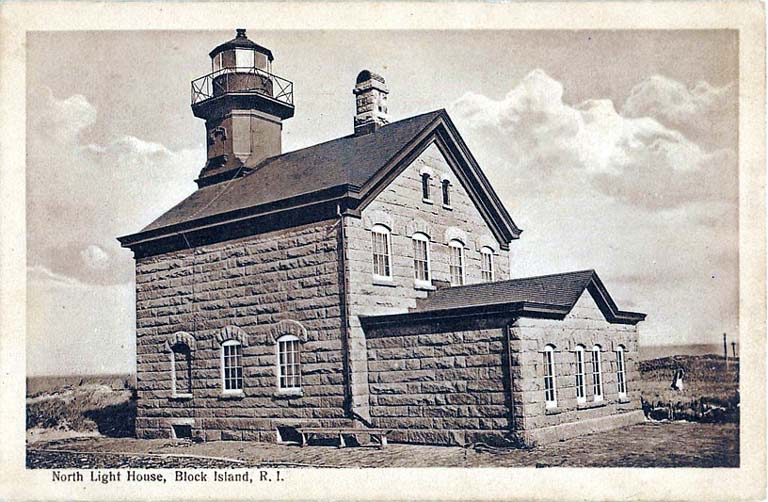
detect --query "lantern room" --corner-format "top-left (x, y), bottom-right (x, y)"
top-left (209, 28), bottom-right (274, 73)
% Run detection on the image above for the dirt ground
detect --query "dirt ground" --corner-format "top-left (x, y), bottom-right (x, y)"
top-left (27, 421), bottom-right (738, 469)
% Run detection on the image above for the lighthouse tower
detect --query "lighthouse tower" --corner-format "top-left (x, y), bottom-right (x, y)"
top-left (191, 29), bottom-right (295, 187)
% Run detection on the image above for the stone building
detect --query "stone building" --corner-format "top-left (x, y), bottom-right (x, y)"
top-left (119, 30), bottom-right (646, 447)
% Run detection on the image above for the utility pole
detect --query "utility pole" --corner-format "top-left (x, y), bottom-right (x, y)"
top-left (723, 333), bottom-right (728, 370)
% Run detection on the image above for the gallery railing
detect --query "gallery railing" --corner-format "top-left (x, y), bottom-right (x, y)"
top-left (191, 67), bottom-right (294, 106)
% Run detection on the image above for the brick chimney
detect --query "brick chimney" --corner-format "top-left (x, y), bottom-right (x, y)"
top-left (353, 70), bottom-right (389, 135)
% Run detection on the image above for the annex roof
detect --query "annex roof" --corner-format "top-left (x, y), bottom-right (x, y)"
top-left (363, 270), bottom-right (646, 325)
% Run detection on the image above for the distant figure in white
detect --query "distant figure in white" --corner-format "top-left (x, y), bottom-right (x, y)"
top-left (671, 368), bottom-right (684, 391)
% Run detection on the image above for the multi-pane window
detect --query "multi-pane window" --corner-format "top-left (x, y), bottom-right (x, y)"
top-left (480, 247), bottom-right (494, 282)
top-left (421, 173), bottom-right (432, 201)
top-left (171, 343), bottom-right (192, 396)
top-left (412, 233), bottom-right (431, 283)
top-left (574, 345), bottom-right (586, 403)
top-left (277, 335), bottom-right (301, 391)
top-left (441, 180), bottom-right (452, 206)
top-left (592, 345), bottom-right (604, 401)
top-left (449, 240), bottom-right (464, 286)
top-left (371, 225), bottom-right (392, 279)
top-left (221, 340), bottom-right (243, 393)
top-left (543, 345), bottom-right (557, 408)
top-left (616, 346), bottom-right (627, 398)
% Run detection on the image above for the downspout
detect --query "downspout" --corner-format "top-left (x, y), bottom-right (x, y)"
top-left (505, 322), bottom-right (519, 442)
top-left (336, 204), bottom-right (353, 420)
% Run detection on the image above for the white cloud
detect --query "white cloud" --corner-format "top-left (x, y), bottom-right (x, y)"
top-left (27, 89), bottom-right (203, 285)
top-left (449, 70), bottom-right (738, 346)
top-left (621, 75), bottom-right (737, 149)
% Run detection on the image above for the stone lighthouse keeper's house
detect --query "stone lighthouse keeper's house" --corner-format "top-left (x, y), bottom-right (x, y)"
top-left (118, 30), bottom-right (647, 447)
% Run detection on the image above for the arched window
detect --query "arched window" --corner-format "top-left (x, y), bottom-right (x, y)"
top-left (171, 343), bottom-right (192, 397)
top-left (441, 179), bottom-right (452, 207)
top-left (277, 334), bottom-right (301, 392)
top-left (448, 240), bottom-right (464, 286)
top-left (480, 246), bottom-right (494, 282)
top-left (543, 345), bottom-right (557, 408)
top-left (615, 345), bottom-right (627, 398)
top-left (371, 224), bottom-right (392, 280)
top-left (421, 173), bottom-right (432, 201)
top-left (591, 345), bottom-right (604, 402)
top-left (221, 340), bottom-right (243, 394)
top-left (412, 233), bottom-right (431, 284)
top-left (574, 345), bottom-right (586, 403)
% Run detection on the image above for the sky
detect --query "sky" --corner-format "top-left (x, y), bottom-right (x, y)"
top-left (26, 30), bottom-right (738, 376)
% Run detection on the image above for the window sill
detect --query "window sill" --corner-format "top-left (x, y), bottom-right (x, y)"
top-left (219, 391), bottom-right (245, 400)
top-left (422, 198), bottom-right (434, 205)
top-left (442, 204), bottom-right (453, 211)
top-left (372, 276), bottom-right (396, 287)
top-left (170, 394), bottom-right (193, 401)
top-left (273, 389), bottom-right (303, 399)
top-left (414, 280), bottom-right (436, 291)
top-left (545, 406), bottom-right (562, 415)
top-left (617, 396), bottom-right (631, 404)
top-left (577, 400), bottom-right (607, 410)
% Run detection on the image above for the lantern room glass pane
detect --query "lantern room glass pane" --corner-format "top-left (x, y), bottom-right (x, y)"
top-left (235, 48), bottom-right (254, 68)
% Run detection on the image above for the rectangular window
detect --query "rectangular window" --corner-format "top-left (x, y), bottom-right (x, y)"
top-left (481, 249), bottom-right (494, 282)
top-left (616, 349), bottom-right (627, 397)
top-left (172, 345), bottom-right (192, 396)
top-left (592, 348), bottom-right (603, 401)
top-left (544, 348), bottom-right (557, 408)
top-left (222, 342), bottom-right (243, 392)
top-left (413, 238), bottom-right (430, 282)
top-left (442, 180), bottom-right (451, 206)
top-left (278, 338), bottom-right (301, 390)
top-left (212, 53), bottom-right (223, 72)
top-left (575, 349), bottom-right (586, 403)
top-left (371, 229), bottom-right (391, 278)
top-left (421, 174), bottom-right (431, 201)
top-left (235, 48), bottom-right (254, 68)
top-left (449, 244), bottom-right (464, 286)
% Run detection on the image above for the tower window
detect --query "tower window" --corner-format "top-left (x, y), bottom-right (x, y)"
top-left (480, 247), bottom-right (494, 282)
top-left (543, 345), bottom-right (557, 408)
top-left (574, 345), bottom-right (586, 403)
top-left (412, 233), bottom-right (431, 284)
top-left (592, 345), bottom-right (604, 402)
top-left (448, 240), bottom-right (464, 286)
top-left (371, 225), bottom-right (392, 280)
top-left (441, 179), bottom-right (452, 207)
top-left (221, 340), bottom-right (243, 394)
top-left (277, 335), bottom-right (301, 392)
top-left (421, 173), bottom-right (432, 201)
top-left (616, 345), bottom-right (627, 398)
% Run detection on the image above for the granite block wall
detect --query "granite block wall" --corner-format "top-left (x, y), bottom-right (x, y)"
top-left (134, 220), bottom-right (349, 441)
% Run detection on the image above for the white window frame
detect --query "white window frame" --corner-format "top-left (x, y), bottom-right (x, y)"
top-left (543, 345), bottom-right (557, 409)
top-left (574, 345), bottom-right (586, 404)
top-left (276, 334), bottom-right (302, 393)
top-left (412, 233), bottom-right (431, 287)
top-left (170, 343), bottom-right (193, 398)
top-left (616, 345), bottom-right (627, 398)
top-left (592, 345), bottom-right (604, 402)
top-left (221, 340), bottom-right (244, 395)
top-left (371, 224), bottom-right (393, 282)
top-left (448, 240), bottom-right (465, 286)
top-left (480, 246), bottom-right (494, 282)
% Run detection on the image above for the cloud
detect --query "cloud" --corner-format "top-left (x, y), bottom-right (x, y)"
top-left (621, 75), bottom-right (737, 149)
top-left (449, 70), bottom-right (738, 346)
top-left (450, 69), bottom-right (737, 210)
top-left (27, 89), bottom-right (203, 285)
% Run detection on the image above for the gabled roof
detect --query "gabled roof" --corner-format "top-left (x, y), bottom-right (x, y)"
top-left (119, 109), bottom-right (521, 250)
top-left (362, 270), bottom-right (646, 325)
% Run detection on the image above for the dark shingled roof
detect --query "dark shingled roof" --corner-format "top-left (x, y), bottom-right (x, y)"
top-left (141, 109), bottom-right (444, 233)
top-left (415, 270), bottom-right (597, 313)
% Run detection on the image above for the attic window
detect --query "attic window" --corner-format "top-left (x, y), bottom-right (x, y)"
top-left (441, 179), bottom-right (452, 207)
top-left (421, 173), bottom-right (432, 202)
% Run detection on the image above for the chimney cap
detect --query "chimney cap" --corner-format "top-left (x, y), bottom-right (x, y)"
top-left (356, 69), bottom-right (386, 85)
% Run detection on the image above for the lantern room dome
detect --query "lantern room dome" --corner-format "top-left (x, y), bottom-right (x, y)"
top-left (209, 28), bottom-right (274, 61)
